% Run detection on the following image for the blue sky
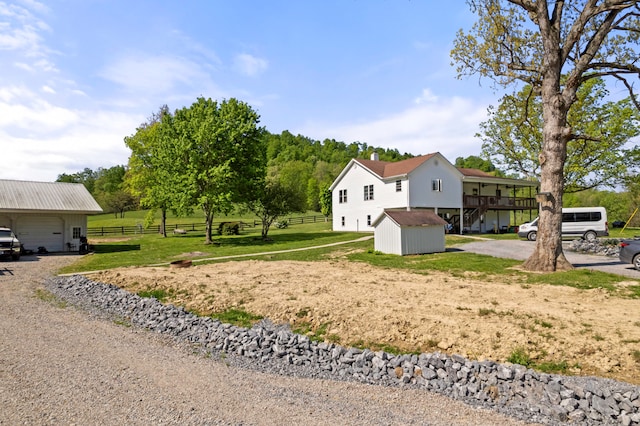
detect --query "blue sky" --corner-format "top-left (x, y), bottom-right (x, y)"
top-left (1, 0), bottom-right (504, 182)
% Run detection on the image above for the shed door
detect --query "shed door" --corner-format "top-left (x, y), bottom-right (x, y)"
top-left (17, 216), bottom-right (64, 252)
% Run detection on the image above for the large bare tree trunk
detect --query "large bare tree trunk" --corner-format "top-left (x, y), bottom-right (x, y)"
top-left (523, 69), bottom-right (574, 272)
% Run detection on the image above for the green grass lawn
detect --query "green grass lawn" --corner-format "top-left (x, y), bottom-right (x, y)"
top-left (58, 215), bottom-right (640, 298)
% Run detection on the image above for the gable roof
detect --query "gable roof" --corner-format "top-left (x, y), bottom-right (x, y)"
top-left (373, 209), bottom-right (448, 228)
top-left (353, 153), bottom-right (437, 178)
top-left (0, 179), bottom-right (103, 214)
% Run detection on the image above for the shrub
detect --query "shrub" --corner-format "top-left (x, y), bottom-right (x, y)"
top-left (507, 347), bottom-right (532, 367)
top-left (217, 222), bottom-right (240, 235)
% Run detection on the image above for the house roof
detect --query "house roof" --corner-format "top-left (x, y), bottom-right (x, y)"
top-left (458, 167), bottom-right (538, 187)
top-left (330, 152), bottom-right (538, 191)
top-left (457, 167), bottom-right (494, 178)
top-left (0, 179), bottom-right (103, 214)
top-left (374, 209), bottom-right (448, 228)
top-left (354, 153), bottom-right (437, 178)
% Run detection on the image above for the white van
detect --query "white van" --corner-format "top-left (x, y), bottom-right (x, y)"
top-left (518, 207), bottom-right (608, 241)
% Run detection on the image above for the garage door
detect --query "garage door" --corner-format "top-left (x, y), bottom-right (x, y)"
top-left (0, 215), bottom-right (11, 228)
top-left (17, 216), bottom-right (64, 252)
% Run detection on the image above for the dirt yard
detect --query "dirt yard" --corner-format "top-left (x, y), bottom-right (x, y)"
top-left (89, 257), bottom-right (640, 385)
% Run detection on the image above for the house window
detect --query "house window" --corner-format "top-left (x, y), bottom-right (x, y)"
top-left (364, 184), bottom-right (374, 201)
top-left (395, 180), bottom-right (402, 192)
top-left (432, 179), bottom-right (442, 192)
top-left (367, 215), bottom-right (371, 226)
top-left (341, 216), bottom-right (345, 227)
top-left (72, 227), bottom-right (82, 239)
top-left (339, 189), bottom-right (347, 203)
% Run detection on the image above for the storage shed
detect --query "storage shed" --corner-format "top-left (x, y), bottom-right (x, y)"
top-left (372, 209), bottom-right (447, 256)
top-left (0, 179), bottom-right (103, 253)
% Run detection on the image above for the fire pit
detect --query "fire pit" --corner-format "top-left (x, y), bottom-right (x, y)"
top-left (169, 259), bottom-right (192, 268)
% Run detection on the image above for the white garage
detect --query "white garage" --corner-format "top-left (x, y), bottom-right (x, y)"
top-left (373, 209), bottom-right (448, 256)
top-left (0, 179), bottom-right (102, 253)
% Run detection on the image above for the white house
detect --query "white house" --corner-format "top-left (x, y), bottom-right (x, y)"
top-left (373, 209), bottom-right (448, 255)
top-left (0, 179), bottom-right (103, 252)
top-left (330, 152), bottom-right (538, 233)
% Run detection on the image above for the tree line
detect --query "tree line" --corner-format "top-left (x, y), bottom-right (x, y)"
top-left (58, 98), bottom-right (413, 242)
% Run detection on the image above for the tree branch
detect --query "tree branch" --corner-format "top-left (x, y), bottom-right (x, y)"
top-left (613, 74), bottom-right (640, 111)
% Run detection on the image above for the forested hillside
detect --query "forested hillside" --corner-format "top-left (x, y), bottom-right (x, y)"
top-left (264, 131), bottom-right (413, 211)
top-left (57, 130), bottom-right (414, 216)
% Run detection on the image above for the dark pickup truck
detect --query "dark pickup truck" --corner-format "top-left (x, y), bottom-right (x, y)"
top-left (0, 227), bottom-right (21, 261)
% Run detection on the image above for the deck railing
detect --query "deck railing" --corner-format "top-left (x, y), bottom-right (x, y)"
top-left (463, 195), bottom-right (537, 210)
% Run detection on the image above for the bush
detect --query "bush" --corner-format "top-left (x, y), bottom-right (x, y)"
top-left (217, 222), bottom-right (240, 235)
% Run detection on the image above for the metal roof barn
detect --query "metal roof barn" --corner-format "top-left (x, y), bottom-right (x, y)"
top-left (0, 180), bottom-right (102, 253)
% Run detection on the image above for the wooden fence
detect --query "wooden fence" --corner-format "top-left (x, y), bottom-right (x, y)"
top-left (87, 215), bottom-right (330, 236)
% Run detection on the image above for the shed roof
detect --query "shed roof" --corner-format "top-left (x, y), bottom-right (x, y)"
top-left (0, 179), bottom-right (103, 214)
top-left (374, 209), bottom-right (448, 228)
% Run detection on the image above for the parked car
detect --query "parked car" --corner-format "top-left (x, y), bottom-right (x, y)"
top-left (612, 220), bottom-right (626, 228)
top-left (518, 207), bottom-right (608, 241)
top-left (619, 238), bottom-right (640, 270)
top-left (0, 227), bottom-right (21, 261)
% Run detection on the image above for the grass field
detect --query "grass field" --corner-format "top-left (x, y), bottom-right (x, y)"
top-left (56, 211), bottom-right (640, 298)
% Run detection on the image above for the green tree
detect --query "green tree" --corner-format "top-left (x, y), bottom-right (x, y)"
top-left (452, 0), bottom-right (640, 272)
top-left (319, 184), bottom-right (332, 219)
top-left (269, 160), bottom-right (312, 212)
top-left (244, 179), bottom-right (306, 240)
top-left (159, 97), bottom-right (266, 244)
top-left (92, 165), bottom-right (136, 217)
top-left (479, 79), bottom-right (640, 192)
top-left (454, 155), bottom-right (504, 176)
top-left (124, 106), bottom-right (175, 236)
top-left (101, 190), bottom-right (137, 219)
top-left (56, 168), bottom-right (98, 194)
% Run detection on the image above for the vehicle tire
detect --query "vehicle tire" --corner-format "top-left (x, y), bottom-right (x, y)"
top-left (527, 231), bottom-right (537, 241)
top-left (583, 231), bottom-right (597, 241)
top-left (633, 254), bottom-right (640, 271)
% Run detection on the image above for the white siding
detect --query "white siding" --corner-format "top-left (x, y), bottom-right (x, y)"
top-left (332, 162), bottom-right (407, 232)
top-left (374, 216), bottom-right (402, 255)
top-left (400, 226), bottom-right (445, 255)
top-left (374, 216), bottom-right (446, 256)
top-left (14, 213), bottom-right (88, 252)
top-left (408, 156), bottom-right (462, 209)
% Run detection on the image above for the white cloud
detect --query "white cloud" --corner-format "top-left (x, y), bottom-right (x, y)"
top-left (0, 107), bottom-right (140, 182)
top-left (99, 53), bottom-right (211, 95)
top-left (0, 85), bottom-right (77, 133)
top-left (0, 2), bottom-right (50, 61)
top-left (0, 81), bottom-right (140, 181)
top-left (297, 91), bottom-right (490, 161)
top-left (233, 53), bottom-right (268, 77)
top-left (414, 88), bottom-right (439, 104)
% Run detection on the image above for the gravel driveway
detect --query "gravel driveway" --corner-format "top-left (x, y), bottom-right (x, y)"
top-left (459, 238), bottom-right (640, 279)
top-left (0, 254), bottom-right (538, 426)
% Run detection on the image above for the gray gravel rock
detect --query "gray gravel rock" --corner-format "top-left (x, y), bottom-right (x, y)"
top-left (47, 274), bottom-right (640, 425)
top-left (3, 255), bottom-right (541, 426)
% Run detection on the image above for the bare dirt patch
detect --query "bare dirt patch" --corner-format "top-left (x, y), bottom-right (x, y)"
top-left (90, 259), bottom-right (640, 385)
